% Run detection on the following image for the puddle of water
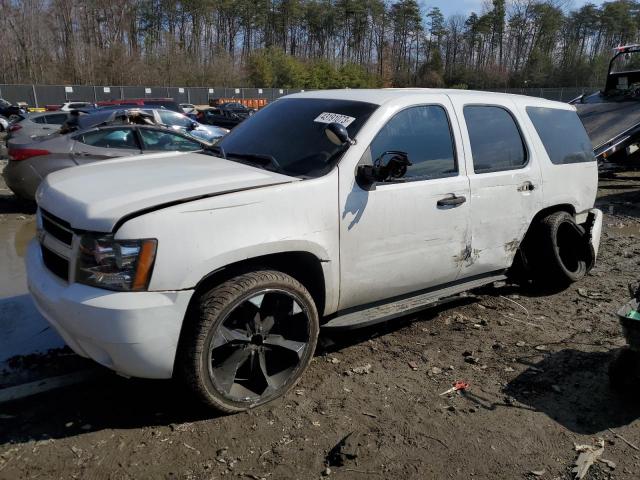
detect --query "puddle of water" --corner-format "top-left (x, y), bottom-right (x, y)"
top-left (0, 218), bottom-right (35, 298)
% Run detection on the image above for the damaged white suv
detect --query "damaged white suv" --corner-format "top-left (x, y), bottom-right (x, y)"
top-left (27, 89), bottom-right (602, 412)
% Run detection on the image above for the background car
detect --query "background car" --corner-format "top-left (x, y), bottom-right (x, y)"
top-left (196, 102), bottom-right (255, 128)
top-left (3, 124), bottom-right (210, 200)
top-left (180, 103), bottom-right (196, 114)
top-left (76, 108), bottom-right (228, 143)
top-left (45, 101), bottom-right (97, 111)
top-left (0, 98), bottom-right (26, 120)
top-left (96, 98), bottom-right (183, 112)
top-left (6, 111), bottom-right (72, 139)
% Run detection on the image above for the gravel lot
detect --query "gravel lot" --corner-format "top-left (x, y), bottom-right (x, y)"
top-left (1, 139), bottom-right (640, 479)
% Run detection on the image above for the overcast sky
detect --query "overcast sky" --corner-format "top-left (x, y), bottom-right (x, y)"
top-left (434, 0), bottom-right (605, 18)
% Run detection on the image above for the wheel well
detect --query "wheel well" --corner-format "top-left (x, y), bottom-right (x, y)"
top-left (528, 204), bottom-right (576, 228)
top-left (190, 252), bottom-right (327, 317)
top-left (510, 204), bottom-right (576, 275)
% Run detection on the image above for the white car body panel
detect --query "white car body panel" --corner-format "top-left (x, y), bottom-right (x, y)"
top-left (36, 152), bottom-right (298, 232)
top-left (336, 93), bottom-right (471, 308)
top-left (27, 88), bottom-right (603, 378)
top-left (26, 240), bottom-right (192, 378)
top-left (117, 171), bottom-right (341, 314)
top-left (449, 94), bottom-right (545, 276)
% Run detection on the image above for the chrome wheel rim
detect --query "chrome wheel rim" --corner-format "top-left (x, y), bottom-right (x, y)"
top-left (207, 289), bottom-right (312, 403)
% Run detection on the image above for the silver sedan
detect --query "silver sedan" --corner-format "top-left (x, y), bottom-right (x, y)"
top-left (3, 124), bottom-right (211, 200)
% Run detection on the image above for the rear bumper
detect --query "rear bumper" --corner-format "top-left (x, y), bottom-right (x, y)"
top-left (2, 160), bottom-right (40, 200)
top-left (26, 240), bottom-right (193, 378)
top-left (585, 208), bottom-right (603, 259)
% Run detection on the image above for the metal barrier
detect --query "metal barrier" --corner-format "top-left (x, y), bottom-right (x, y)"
top-left (0, 84), bottom-right (596, 108)
top-left (0, 84), bottom-right (299, 108)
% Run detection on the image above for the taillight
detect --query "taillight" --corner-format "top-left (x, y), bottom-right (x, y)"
top-left (8, 148), bottom-right (50, 161)
top-left (8, 124), bottom-right (22, 132)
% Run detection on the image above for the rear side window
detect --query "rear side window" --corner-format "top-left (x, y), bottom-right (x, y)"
top-left (46, 114), bottom-right (69, 125)
top-left (369, 105), bottom-right (457, 180)
top-left (464, 106), bottom-right (527, 173)
top-left (158, 111), bottom-right (191, 127)
top-left (526, 107), bottom-right (595, 164)
top-left (79, 129), bottom-right (139, 149)
top-left (139, 129), bottom-right (201, 151)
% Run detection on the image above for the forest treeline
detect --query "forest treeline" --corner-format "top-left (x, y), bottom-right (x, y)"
top-left (1, 0), bottom-right (639, 89)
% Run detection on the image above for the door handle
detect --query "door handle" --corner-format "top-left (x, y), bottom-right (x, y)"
top-left (437, 195), bottom-right (466, 207)
top-left (517, 181), bottom-right (535, 192)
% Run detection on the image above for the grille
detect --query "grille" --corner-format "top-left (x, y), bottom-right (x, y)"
top-left (41, 209), bottom-right (73, 246)
top-left (41, 245), bottom-right (70, 281)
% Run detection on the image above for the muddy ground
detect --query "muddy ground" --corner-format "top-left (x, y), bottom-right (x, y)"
top-left (1, 146), bottom-right (640, 479)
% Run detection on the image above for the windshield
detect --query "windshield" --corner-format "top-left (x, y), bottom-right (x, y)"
top-left (611, 50), bottom-right (640, 74)
top-left (216, 98), bottom-right (378, 178)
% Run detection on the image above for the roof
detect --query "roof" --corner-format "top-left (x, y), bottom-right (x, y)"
top-left (285, 88), bottom-right (569, 109)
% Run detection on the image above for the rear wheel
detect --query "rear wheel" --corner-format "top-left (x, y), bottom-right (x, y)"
top-left (531, 211), bottom-right (588, 288)
top-left (179, 270), bottom-right (319, 413)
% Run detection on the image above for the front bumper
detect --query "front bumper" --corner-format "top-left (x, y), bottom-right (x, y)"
top-left (26, 240), bottom-right (193, 378)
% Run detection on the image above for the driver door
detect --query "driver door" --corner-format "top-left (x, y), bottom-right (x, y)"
top-left (338, 100), bottom-right (471, 310)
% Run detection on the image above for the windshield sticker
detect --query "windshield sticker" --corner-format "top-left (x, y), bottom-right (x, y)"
top-left (314, 112), bottom-right (356, 127)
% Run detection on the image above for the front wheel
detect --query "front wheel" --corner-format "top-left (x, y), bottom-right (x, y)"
top-left (178, 270), bottom-right (319, 413)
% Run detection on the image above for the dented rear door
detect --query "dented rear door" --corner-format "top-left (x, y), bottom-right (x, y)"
top-left (450, 94), bottom-right (543, 277)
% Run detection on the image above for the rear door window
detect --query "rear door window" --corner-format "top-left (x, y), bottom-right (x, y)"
top-left (526, 107), bottom-right (595, 164)
top-left (139, 129), bottom-right (202, 151)
top-left (464, 106), bottom-right (527, 173)
top-left (79, 129), bottom-right (140, 149)
top-left (32, 116), bottom-right (46, 124)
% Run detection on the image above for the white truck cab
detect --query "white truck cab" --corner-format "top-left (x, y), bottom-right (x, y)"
top-left (27, 89), bottom-right (602, 412)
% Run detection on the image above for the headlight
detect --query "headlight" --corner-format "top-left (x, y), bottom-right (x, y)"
top-left (76, 235), bottom-right (157, 291)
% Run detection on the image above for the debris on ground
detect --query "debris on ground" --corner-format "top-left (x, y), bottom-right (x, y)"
top-left (347, 364), bottom-right (372, 375)
top-left (439, 381), bottom-right (470, 396)
top-left (577, 288), bottom-right (606, 300)
top-left (572, 439), bottom-right (616, 479)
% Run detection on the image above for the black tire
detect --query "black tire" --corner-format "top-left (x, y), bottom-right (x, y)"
top-left (178, 270), bottom-right (319, 413)
top-left (531, 211), bottom-right (588, 288)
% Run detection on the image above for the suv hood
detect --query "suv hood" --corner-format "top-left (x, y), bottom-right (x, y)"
top-left (37, 151), bottom-right (298, 232)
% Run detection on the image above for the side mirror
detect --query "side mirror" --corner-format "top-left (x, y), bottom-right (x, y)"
top-left (324, 122), bottom-right (354, 146)
top-left (377, 151), bottom-right (412, 180)
top-left (356, 151), bottom-right (411, 190)
top-left (188, 121), bottom-right (198, 131)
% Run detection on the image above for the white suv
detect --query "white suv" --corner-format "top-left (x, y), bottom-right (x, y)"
top-left (26, 89), bottom-right (602, 412)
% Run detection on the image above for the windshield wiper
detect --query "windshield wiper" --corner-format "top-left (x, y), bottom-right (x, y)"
top-left (226, 152), bottom-right (283, 173)
top-left (205, 144), bottom-right (226, 159)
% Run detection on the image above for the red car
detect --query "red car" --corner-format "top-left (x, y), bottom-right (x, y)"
top-left (96, 98), bottom-right (183, 112)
